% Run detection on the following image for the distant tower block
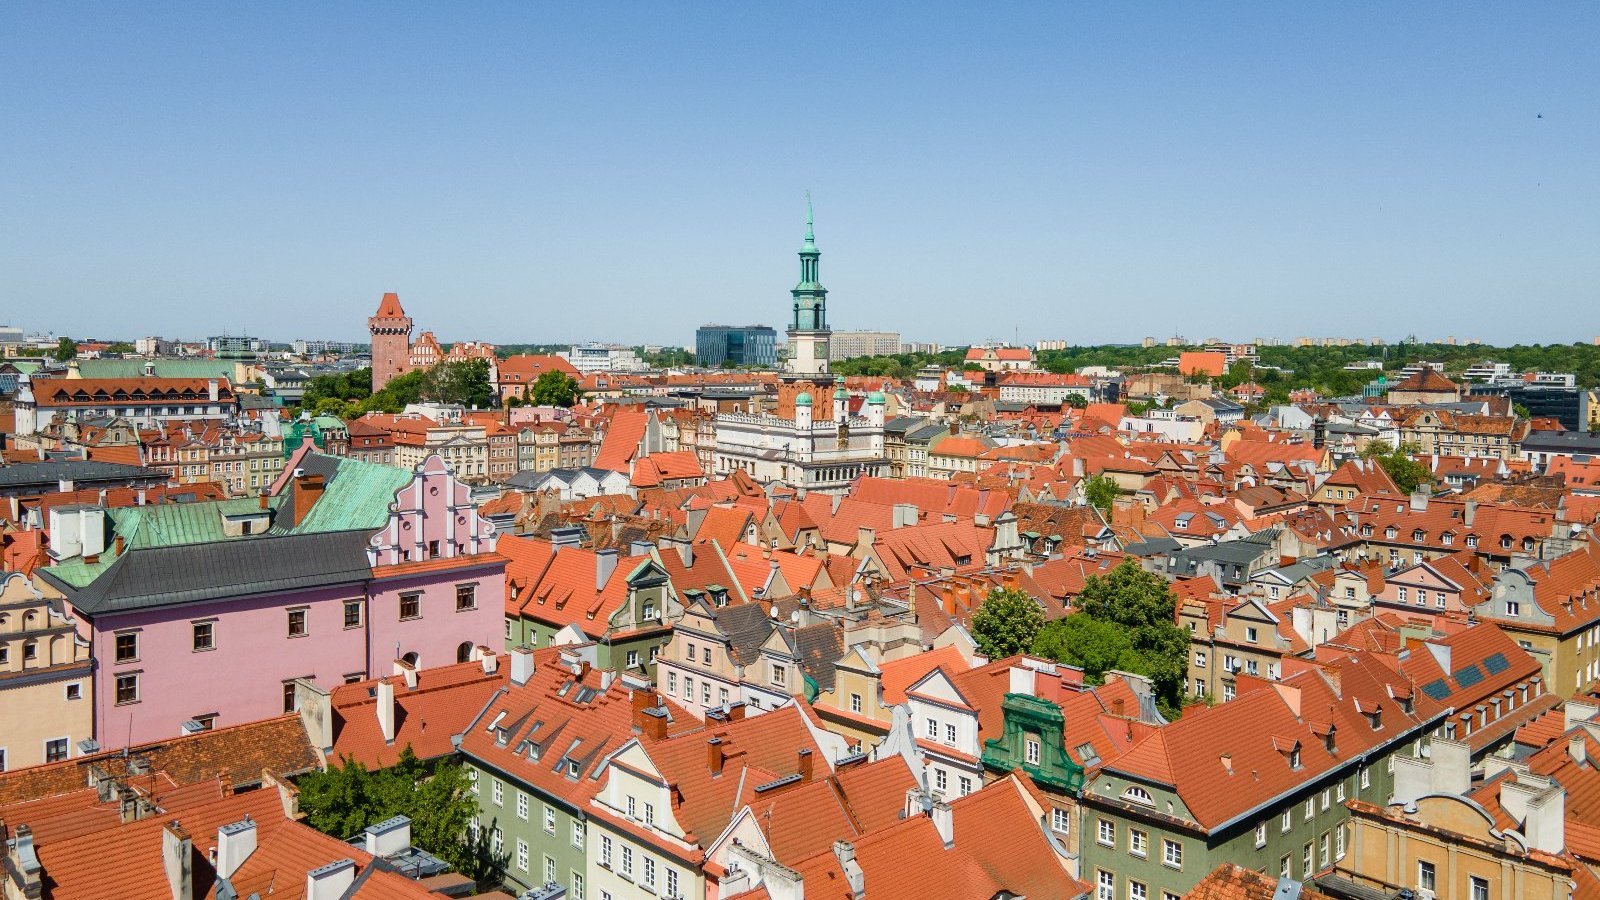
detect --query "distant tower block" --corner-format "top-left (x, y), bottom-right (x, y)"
top-left (368, 292), bottom-right (414, 390)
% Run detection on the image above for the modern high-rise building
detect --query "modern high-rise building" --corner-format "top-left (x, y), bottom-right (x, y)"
top-left (695, 324), bottom-right (778, 368)
top-left (828, 330), bottom-right (901, 360)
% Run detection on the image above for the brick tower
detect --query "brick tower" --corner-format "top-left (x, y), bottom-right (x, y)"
top-left (368, 292), bottom-right (414, 390)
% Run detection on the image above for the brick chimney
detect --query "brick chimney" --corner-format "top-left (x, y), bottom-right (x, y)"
top-left (291, 472), bottom-right (325, 527)
top-left (797, 748), bottom-right (814, 782)
top-left (637, 706), bottom-right (668, 741)
top-left (707, 737), bottom-right (725, 776)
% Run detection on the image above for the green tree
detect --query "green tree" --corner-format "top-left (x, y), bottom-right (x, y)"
top-left (529, 369), bottom-right (579, 407)
top-left (970, 587), bottom-right (1044, 659)
top-left (1082, 475), bottom-right (1118, 515)
top-left (53, 337), bottom-right (77, 361)
top-left (423, 358), bottom-right (495, 408)
top-left (1072, 560), bottom-right (1189, 716)
top-left (1360, 440), bottom-right (1431, 493)
top-left (1033, 613), bottom-right (1135, 683)
top-left (365, 369), bottom-right (427, 413)
top-left (297, 747), bottom-right (507, 884)
top-left (1063, 393), bottom-right (1088, 409)
top-left (106, 341), bottom-right (136, 355)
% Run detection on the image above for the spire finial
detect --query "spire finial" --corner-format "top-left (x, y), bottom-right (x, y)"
top-left (804, 191), bottom-right (815, 244)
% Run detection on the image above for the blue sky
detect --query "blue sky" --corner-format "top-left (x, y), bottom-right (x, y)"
top-left (2, 4), bottom-right (1597, 346)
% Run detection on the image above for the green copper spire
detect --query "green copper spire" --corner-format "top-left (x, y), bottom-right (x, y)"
top-left (791, 192), bottom-right (827, 332)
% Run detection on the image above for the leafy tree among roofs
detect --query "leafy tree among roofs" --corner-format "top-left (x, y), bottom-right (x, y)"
top-left (970, 587), bottom-right (1044, 659)
top-left (528, 368), bottom-right (580, 407)
top-left (296, 746), bottom-right (507, 884)
top-left (1360, 440), bottom-right (1432, 494)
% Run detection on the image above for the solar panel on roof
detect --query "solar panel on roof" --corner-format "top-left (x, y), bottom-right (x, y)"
top-left (1454, 665), bottom-right (1485, 689)
top-left (1421, 679), bottom-right (1452, 701)
top-left (1483, 652), bottom-right (1510, 675)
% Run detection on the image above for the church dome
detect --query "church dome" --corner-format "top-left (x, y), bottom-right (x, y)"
top-left (867, 391), bottom-right (886, 404)
top-left (795, 392), bottom-right (813, 406)
top-left (834, 386), bottom-right (848, 399)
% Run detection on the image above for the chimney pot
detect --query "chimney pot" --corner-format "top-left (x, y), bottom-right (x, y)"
top-left (707, 737), bottom-right (725, 776)
top-left (798, 747), bottom-right (814, 782)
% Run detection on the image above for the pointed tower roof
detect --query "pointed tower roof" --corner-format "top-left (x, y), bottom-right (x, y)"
top-left (802, 192), bottom-right (817, 251)
top-left (374, 292), bottom-right (406, 318)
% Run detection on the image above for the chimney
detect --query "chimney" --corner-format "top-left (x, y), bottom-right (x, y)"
top-left (930, 798), bottom-right (954, 848)
top-left (797, 748), bottom-right (814, 782)
top-left (1524, 787), bottom-right (1566, 854)
top-left (1572, 734), bottom-right (1588, 767)
top-left (638, 706), bottom-right (668, 741)
top-left (595, 548), bottom-right (619, 591)
top-left (480, 651), bottom-right (499, 675)
top-left (258, 491), bottom-right (269, 511)
top-left (510, 644), bottom-right (535, 686)
top-left (162, 821), bottom-right (193, 900)
top-left (114, 534), bottom-right (125, 556)
top-left (707, 737), bottom-right (725, 776)
top-left (362, 815), bottom-right (411, 858)
top-left (393, 658), bottom-right (418, 689)
top-left (726, 700), bottom-right (746, 721)
top-left (577, 660), bottom-right (592, 683)
top-left (1464, 500), bottom-right (1478, 528)
top-left (291, 473), bottom-right (326, 527)
top-left (833, 841), bottom-right (865, 899)
top-left (376, 679), bottom-right (396, 744)
top-left (215, 818), bottom-right (257, 880)
top-left (1410, 485), bottom-right (1430, 512)
top-left (1112, 697), bottom-right (1126, 717)
top-left (207, 379), bottom-right (219, 403)
top-left (305, 859), bottom-right (356, 900)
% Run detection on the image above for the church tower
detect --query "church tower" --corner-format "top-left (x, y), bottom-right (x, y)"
top-left (785, 196), bottom-right (832, 377)
top-left (368, 292), bottom-right (414, 390)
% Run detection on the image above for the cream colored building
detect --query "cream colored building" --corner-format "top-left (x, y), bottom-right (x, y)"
top-left (0, 573), bottom-right (92, 771)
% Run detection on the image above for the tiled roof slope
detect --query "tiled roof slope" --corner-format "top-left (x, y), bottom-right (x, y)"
top-left (0, 714), bottom-right (317, 806)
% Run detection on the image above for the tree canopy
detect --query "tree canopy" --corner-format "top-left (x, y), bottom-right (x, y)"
top-left (1360, 440), bottom-right (1432, 493)
top-left (1032, 614), bottom-right (1136, 683)
top-left (970, 587), bottom-right (1044, 659)
top-left (53, 337), bottom-right (77, 361)
top-left (296, 747), bottom-right (506, 884)
top-left (422, 358), bottom-right (495, 409)
top-left (529, 369), bottom-right (579, 407)
top-left (1082, 475), bottom-right (1118, 515)
top-left (1055, 559), bottom-right (1188, 717)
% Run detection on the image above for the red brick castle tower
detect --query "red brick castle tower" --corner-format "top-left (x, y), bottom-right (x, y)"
top-left (368, 292), bottom-right (414, 390)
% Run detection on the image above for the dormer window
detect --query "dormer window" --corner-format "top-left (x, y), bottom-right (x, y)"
top-left (1121, 786), bottom-right (1155, 806)
top-left (642, 602), bottom-right (656, 621)
top-left (1385, 527), bottom-right (1397, 540)
top-left (1412, 529), bottom-right (1425, 542)
top-left (1289, 746), bottom-right (1301, 769)
top-left (1361, 525), bottom-right (1373, 537)
top-left (1501, 534), bottom-right (1513, 549)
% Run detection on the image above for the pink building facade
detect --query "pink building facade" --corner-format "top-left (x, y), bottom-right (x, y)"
top-left (48, 453), bottom-right (505, 750)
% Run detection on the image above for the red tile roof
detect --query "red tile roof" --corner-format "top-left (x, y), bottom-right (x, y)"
top-left (328, 656), bottom-right (509, 767)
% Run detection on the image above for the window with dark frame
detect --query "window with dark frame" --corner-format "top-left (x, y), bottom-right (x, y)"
top-left (344, 601), bottom-right (362, 629)
top-left (287, 608), bottom-right (307, 637)
top-left (44, 739), bottom-right (68, 763)
top-left (115, 673), bottom-right (140, 705)
top-left (456, 584), bottom-right (476, 611)
top-left (115, 632), bottom-right (138, 663)
top-left (282, 681), bottom-right (297, 713)
top-left (192, 621), bottom-right (214, 652)
top-left (400, 593), bottom-right (421, 620)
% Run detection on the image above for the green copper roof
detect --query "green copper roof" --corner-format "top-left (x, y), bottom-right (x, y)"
top-left (834, 386), bottom-right (848, 399)
top-left (803, 191), bottom-right (816, 249)
top-left (795, 392), bottom-right (813, 406)
top-left (72, 359), bottom-right (239, 380)
top-left (112, 497), bottom-right (280, 550)
top-left (283, 456), bottom-right (411, 535)
top-left (867, 391), bottom-right (886, 404)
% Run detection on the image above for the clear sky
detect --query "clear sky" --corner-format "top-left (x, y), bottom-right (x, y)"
top-left (2, 4), bottom-right (1597, 346)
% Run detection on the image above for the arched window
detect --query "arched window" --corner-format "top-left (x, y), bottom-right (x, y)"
top-left (1121, 786), bottom-right (1155, 806)
top-left (456, 642), bottom-right (474, 664)
top-left (402, 651), bottom-right (420, 668)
